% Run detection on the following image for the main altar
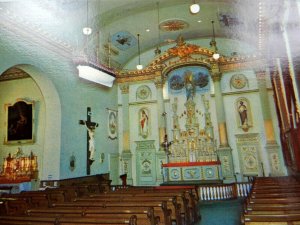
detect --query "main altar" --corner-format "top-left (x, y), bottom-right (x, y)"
top-left (162, 94), bottom-right (222, 184)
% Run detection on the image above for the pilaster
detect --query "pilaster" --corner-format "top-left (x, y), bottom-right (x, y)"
top-left (119, 83), bottom-right (130, 152)
top-left (121, 151), bottom-right (133, 185)
top-left (255, 69), bottom-right (284, 176)
top-left (154, 76), bottom-right (166, 146)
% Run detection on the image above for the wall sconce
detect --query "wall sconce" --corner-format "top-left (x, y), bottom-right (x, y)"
top-left (136, 34), bottom-right (143, 70)
top-left (190, 0), bottom-right (200, 14)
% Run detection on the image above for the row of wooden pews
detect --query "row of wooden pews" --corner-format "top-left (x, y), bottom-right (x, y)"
top-left (241, 176), bottom-right (300, 225)
top-left (0, 179), bottom-right (200, 225)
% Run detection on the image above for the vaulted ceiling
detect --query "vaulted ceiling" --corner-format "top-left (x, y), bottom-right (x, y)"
top-left (0, 0), bottom-right (292, 71)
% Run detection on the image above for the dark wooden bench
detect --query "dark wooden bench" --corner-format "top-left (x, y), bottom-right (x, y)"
top-left (241, 176), bottom-right (300, 225)
top-left (26, 207), bottom-right (158, 225)
top-left (52, 200), bottom-right (172, 225)
top-left (241, 213), bottom-right (300, 225)
top-left (73, 195), bottom-right (181, 225)
top-left (0, 215), bottom-right (138, 225)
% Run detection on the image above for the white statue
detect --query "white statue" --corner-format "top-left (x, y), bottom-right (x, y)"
top-left (83, 121), bottom-right (99, 161)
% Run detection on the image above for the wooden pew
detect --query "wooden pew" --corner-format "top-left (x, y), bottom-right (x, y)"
top-left (52, 201), bottom-right (172, 225)
top-left (26, 207), bottom-right (159, 225)
top-left (73, 195), bottom-right (182, 225)
top-left (106, 185), bottom-right (199, 224)
top-left (241, 213), bottom-right (300, 225)
top-left (90, 191), bottom-right (197, 225)
top-left (0, 215), bottom-right (138, 225)
top-left (241, 176), bottom-right (300, 225)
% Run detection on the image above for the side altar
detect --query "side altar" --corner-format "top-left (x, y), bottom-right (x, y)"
top-left (162, 92), bottom-right (223, 184)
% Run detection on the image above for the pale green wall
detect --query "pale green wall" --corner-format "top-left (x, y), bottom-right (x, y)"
top-left (0, 27), bottom-right (118, 181)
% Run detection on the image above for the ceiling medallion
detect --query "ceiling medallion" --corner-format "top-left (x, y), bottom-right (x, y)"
top-left (159, 19), bottom-right (189, 32)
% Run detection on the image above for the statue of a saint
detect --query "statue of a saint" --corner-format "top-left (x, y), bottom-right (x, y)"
top-left (238, 101), bottom-right (248, 126)
top-left (140, 109), bottom-right (149, 138)
top-left (184, 71), bottom-right (195, 100)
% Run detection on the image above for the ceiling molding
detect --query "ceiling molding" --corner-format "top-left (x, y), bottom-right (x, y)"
top-left (0, 8), bottom-right (73, 59)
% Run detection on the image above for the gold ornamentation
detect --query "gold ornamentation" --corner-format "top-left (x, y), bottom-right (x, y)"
top-left (154, 78), bottom-right (163, 89)
top-left (211, 72), bottom-right (222, 82)
top-left (119, 84), bottom-right (129, 94)
top-left (159, 19), bottom-right (189, 32)
top-left (167, 36), bottom-right (199, 59)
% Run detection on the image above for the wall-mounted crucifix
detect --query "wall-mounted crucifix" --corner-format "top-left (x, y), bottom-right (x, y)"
top-left (79, 107), bottom-right (99, 175)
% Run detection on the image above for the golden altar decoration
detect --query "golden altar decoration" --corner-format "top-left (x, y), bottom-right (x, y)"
top-left (0, 148), bottom-right (38, 183)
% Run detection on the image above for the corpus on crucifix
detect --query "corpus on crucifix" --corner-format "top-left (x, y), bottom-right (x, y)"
top-left (79, 107), bottom-right (99, 175)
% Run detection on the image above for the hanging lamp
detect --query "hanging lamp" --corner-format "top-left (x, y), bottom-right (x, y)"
top-left (136, 34), bottom-right (143, 70)
top-left (210, 20), bottom-right (220, 60)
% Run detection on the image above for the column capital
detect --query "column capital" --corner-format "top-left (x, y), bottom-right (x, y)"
top-left (119, 83), bottom-right (129, 94)
top-left (154, 77), bottom-right (164, 89)
top-left (211, 72), bottom-right (222, 82)
top-left (255, 69), bottom-right (267, 81)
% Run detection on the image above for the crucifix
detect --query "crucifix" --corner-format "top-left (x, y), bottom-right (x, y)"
top-left (79, 107), bottom-right (99, 175)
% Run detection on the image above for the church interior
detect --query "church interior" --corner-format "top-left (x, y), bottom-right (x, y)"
top-left (0, 0), bottom-right (300, 224)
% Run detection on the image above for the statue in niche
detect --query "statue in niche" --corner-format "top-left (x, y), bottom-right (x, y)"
top-left (238, 101), bottom-right (248, 126)
top-left (237, 98), bottom-right (251, 132)
top-left (184, 71), bottom-right (196, 100)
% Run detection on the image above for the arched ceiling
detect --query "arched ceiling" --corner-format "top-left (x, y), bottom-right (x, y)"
top-left (0, 0), bottom-right (288, 70)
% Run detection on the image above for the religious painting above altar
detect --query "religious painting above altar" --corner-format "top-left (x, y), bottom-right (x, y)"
top-left (168, 66), bottom-right (210, 97)
top-left (139, 108), bottom-right (150, 139)
top-left (4, 100), bottom-right (34, 145)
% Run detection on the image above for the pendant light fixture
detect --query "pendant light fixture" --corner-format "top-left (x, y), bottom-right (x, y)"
top-left (210, 20), bottom-right (220, 60)
top-left (136, 33), bottom-right (143, 70)
top-left (154, 2), bottom-right (161, 55)
top-left (82, 0), bottom-right (92, 35)
top-left (190, 0), bottom-right (200, 14)
top-left (76, 1), bottom-right (115, 87)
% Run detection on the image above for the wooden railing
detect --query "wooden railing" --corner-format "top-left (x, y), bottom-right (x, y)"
top-left (199, 182), bottom-right (252, 201)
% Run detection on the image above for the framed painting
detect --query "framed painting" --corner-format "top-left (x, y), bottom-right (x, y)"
top-left (4, 99), bottom-right (35, 144)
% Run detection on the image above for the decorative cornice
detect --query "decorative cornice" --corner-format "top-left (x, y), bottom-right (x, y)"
top-left (218, 56), bottom-right (266, 72)
top-left (116, 64), bottom-right (165, 83)
top-left (129, 100), bottom-right (157, 106)
top-left (222, 89), bottom-right (259, 96)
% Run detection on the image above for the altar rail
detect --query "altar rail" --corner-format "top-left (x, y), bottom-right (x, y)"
top-left (199, 182), bottom-right (252, 201)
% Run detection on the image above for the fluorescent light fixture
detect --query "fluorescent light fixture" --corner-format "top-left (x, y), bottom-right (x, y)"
top-left (77, 64), bottom-right (115, 87)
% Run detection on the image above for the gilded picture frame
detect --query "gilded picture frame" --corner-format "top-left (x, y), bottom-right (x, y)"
top-left (4, 99), bottom-right (35, 145)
